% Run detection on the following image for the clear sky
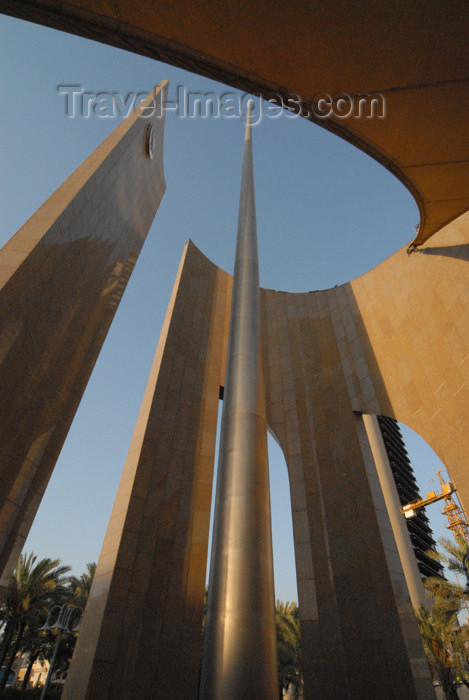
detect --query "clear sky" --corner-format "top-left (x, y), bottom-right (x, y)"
top-left (0, 15), bottom-right (455, 602)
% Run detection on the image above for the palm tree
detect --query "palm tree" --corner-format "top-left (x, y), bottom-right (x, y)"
top-left (427, 536), bottom-right (468, 578)
top-left (424, 536), bottom-right (469, 619)
top-left (0, 552), bottom-right (71, 689)
top-left (415, 604), bottom-right (460, 700)
top-left (276, 601), bottom-right (302, 698)
top-left (17, 624), bottom-right (52, 693)
top-left (68, 562), bottom-right (96, 608)
top-left (42, 561), bottom-right (98, 682)
top-left (414, 536), bottom-right (469, 698)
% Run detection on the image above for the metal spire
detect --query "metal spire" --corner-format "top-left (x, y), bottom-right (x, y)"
top-left (200, 105), bottom-right (278, 699)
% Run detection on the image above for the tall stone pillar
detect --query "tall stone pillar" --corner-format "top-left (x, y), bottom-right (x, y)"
top-left (63, 242), bottom-right (232, 699)
top-left (200, 114), bottom-right (278, 698)
top-left (0, 82), bottom-right (167, 591)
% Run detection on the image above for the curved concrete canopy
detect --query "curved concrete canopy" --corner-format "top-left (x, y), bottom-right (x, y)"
top-left (2, 0), bottom-right (469, 247)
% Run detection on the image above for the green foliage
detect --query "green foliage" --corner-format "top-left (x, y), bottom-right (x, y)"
top-left (68, 562), bottom-right (96, 608)
top-left (426, 536), bottom-right (468, 577)
top-left (423, 536), bottom-right (469, 621)
top-left (0, 553), bottom-right (72, 690)
top-left (415, 537), bottom-right (469, 700)
top-left (275, 601), bottom-right (302, 697)
top-left (0, 555), bottom-right (96, 692)
top-left (415, 604), bottom-right (461, 700)
top-left (1, 553), bottom-right (71, 628)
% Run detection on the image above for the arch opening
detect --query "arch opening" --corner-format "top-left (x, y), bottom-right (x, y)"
top-left (363, 413), bottom-right (468, 591)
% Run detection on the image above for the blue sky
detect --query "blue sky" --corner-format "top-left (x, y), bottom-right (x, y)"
top-left (0, 15), bottom-right (454, 601)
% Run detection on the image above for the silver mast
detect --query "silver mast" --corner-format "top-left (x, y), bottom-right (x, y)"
top-left (200, 107), bottom-right (278, 699)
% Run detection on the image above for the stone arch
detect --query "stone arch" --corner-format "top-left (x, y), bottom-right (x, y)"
top-left (260, 284), bottom-right (434, 698)
top-left (348, 212), bottom-right (469, 512)
top-left (60, 235), bottom-right (439, 697)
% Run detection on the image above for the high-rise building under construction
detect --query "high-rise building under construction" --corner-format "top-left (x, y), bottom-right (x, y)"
top-left (377, 416), bottom-right (443, 579)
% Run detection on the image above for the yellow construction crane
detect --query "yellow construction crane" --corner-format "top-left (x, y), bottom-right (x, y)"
top-left (401, 470), bottom-right (469, 543)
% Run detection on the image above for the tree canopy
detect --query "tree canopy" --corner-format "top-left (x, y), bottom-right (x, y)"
top-left (0, 553), bottom-right (95, 693)
top-left (415, 537), bottom-right (469, 700)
